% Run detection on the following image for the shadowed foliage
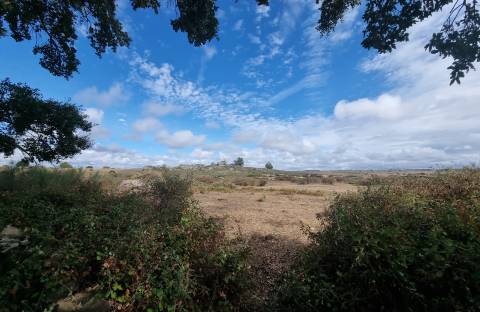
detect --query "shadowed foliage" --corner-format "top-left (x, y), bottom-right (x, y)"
top-left (0, 0), bottom-right (218, 78)
top-left (316, 0), bottom-right (480, 84)
top-left (0, 79), bottom-right (92, 164)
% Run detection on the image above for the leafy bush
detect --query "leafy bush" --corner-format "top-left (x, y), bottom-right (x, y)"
top-left (275, 169), bottom-right (480, 311)
top-left (265, 162), bottom-right (273, 170)
top-left (0, 167), bottom-right (249, 311)
top-left (59, 161), bottom-right (73, 169)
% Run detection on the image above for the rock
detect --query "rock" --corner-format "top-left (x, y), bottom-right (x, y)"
top-left (1, 225), bottom-right (22, 237)
top-left (1, 225), bottom-right (27, 253)
top-left (56, 286), bottom-right (110, 312)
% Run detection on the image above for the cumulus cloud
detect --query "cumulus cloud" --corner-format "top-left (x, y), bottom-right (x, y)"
top-left (156, 130), bottom-right (206, 148)
top-left (334, 94), bottom-right (403, 120)
top-left (73, 83), bottom-right (130, 107)
top-left (83, 6), bottom-right (479, 170)
top-left (83, 107), bottom-right (110, 140)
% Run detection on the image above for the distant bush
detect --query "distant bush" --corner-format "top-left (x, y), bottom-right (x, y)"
top-left (14, 159), bottom-right (29, 168)
top-left (265, 162), bottom-right (273, 170)
top-left (233, 177), bottom-right (267, 187)
top-left (59, 161), bottom-right (73, 169)
top-left (233, 157), bottom-right (244, 167)
top-left (0, 167), bottom-right (249, 311)
top-left (196, 175), bottom-right (217, 184)
top-left (275, 169), bottom-right (480, 311)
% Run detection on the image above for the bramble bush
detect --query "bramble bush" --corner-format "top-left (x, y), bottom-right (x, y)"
top-left (0, 167), bottom-right (249, 311)
top-left (275, 168), bottom-right (480, 311)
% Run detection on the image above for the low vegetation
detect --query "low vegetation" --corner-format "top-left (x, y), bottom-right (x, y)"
top-left (274, 168), bottom-right (480, 311)
top-left (0, 167), bottom-right (249, 311)
top-left (2, 166), bottom-right (479, 311)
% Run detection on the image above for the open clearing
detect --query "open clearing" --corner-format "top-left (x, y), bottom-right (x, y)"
top-left (195, 181), bottom-right (357, 241)
top-left (194, 179), bottom-right (358, 304)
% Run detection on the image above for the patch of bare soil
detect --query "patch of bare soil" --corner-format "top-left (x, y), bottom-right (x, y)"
top-left (195, 190), bottom-right (330, 241)
top-left (195, 182), bottom-right (357, 308)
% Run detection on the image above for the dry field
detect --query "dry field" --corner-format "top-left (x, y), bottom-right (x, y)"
top-left (94, 165), bottom-right (430, 305)
top-left (194, 179), bottom-right (358, 302)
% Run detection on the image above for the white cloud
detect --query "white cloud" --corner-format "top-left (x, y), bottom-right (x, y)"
top-left (328, 7), bottom-right (360, 43)
top-left (83, 108), bottom-right (110, 140)
top-left (133, 117), bottom-right (161, 133)
top-left (123, 8), bottom-right (480, 170)
top-left (74, 83), bottom-right (130, 107)
top-left (334, 94), bottom-right (403, 120)
top-left (156, 130), bottom-right (206, 148)
top-left (143, 101), bottom-right (188, 117)
top-left (256, 5), bottom-right (270, 21)
top-left (203, 46), bottom-right (217, 60)
top-left (205, 121), bottom-right (220, 129)
top-left (233, 19), bottom-right (244, 31)
top-left (84, 108), bottom-right (104, 124)
top-left (248, 34), bottom-right (261, 45)
top-left (191, 148), bottom-right (213, 159)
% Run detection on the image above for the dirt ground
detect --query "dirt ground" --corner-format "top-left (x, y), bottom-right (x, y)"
top-left (195, 181), bottom-right (357, 242)
top-left (194, 180), bottom-right (358, 305)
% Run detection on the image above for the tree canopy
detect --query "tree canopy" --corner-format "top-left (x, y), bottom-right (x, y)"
top-left (0, 0), bottom-right (218, 78)
top-left (1, 0), bottom-right (477, 82)
top-left (316, 0), bottom-right (480, 84)
top-left (0, 79), bottom-right (92, 164)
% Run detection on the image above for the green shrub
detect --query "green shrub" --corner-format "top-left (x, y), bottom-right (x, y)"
top-left (0, 167), bottom-right (249, 311)
top-left (275, 169), bottom-right (480, 311)
top-left (59, 162), bottom-right (73, 169)
top-left (265, 162), bottom-right (273, 170)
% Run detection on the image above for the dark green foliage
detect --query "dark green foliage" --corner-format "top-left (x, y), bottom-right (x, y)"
top-left (265, 161), bottom-right (273, 170)
top-left (317, 0), bottom-right (479, 84)
top-left (426, 1), bottom-right (480, 84)
top-left (0, 167), bottom-right (249, 311)
top-left (171, 0), bottom-right (219, 46)
top-left (0, 0), bottom-right (130, 78)
top-left (234, 157), bottom-right (244, 167)
top-left (14, 159), bottom-right (29, 168)
top-left (0, 0), bottom-right (218, 78)
top-left (275, 169), bottom-right (480, 311)
top-left (0, 79), bottom-right (92, 164)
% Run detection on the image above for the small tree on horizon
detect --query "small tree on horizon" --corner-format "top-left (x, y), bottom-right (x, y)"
top-left (59, 162), bottom-right (73, 169)
top-left (233, 157), bottom-right (244, 167)
top-left (265, 161), bottom-right (273, 170)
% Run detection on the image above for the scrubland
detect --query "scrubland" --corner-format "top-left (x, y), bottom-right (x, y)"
top-left (1, 165), bottom-right (479, 311)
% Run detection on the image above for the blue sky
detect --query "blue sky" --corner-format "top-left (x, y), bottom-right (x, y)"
top-left (1, 0), bottom-right (480, 169)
